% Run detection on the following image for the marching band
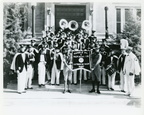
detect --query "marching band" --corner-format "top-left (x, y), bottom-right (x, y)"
top-left (10, 19), bottom-right (141, 96)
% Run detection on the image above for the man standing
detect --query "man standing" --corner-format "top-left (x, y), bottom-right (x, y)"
top-left (15, 46), bottom-right (28, 94)
top-left (89, 47), bottom-right (102, 94)
top-left (25, 46), bottom-right (35, 89)
top-left (45, 46), bottom-right (52, 83)
top-left (117, 50), bottom-right (127, 92)
top-left (62, 46), bottom-right (73, 93)
top-left (51, 47), bottom-right (63, 85)
top-left (106, 51), bottom-right (118, 91)
top-left (100, 39), bottom-right (110, 85)
top-left (38, 46), bottom-right (46, 87)
top-left (123, 46), bottom-right (140, 96)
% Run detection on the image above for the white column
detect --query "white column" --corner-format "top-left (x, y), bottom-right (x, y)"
top-left (47, 15), bottom-right (49, 27)
top-left (51, 4), bottom-right (55, 31)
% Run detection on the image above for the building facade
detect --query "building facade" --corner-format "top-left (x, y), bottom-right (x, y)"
top-left (25, 2), bottom-right (141, 40)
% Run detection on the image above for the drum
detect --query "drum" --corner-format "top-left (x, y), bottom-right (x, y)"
top-left (106, 64), bottom-right (116, 76)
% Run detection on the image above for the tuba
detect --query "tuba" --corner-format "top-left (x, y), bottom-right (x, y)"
top-left (59, 19), bottom-right (68, 29)
top-left (82, 20), bottom-right (91, 30)
top-left (68, 20), bottom-right (78, 31)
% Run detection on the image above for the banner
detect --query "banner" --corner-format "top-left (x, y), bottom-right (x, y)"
top-left (72, 50), bottom-right (91, 71)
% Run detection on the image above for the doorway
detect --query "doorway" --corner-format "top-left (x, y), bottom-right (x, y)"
top-left (55, 5), bottom-right (86, 32)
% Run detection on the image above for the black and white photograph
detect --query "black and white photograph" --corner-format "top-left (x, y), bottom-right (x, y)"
top-left (2, 1), bottom-right (143, 115)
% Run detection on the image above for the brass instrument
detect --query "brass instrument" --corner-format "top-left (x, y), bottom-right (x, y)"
top-left (68, 20), bottom-right (78, 31)
top-left (82, 20), bottom-right (91, 30)
top-left (59, 19), bottom-right (68, 29)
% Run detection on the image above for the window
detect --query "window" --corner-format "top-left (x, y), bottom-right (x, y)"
top-left (116, 9), bottom-right (121, 33)
top-left (136, 9), bottom-right (141, 20)
top-left (125, 9), bottom-right (130, 22)
top-left (116, 7), bottom-right (141, 34)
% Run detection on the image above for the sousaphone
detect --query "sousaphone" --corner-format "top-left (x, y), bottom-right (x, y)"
top-left (59, 19), bottom-right (68, 30)
top-left (68, 20), bottom-right (78, 31)
top-left (82, 20), bottom-right (92, 30)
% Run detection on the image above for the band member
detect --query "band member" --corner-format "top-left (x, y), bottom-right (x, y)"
top-left (89, 47), bottom-right (102, 94)
top-left (123, 46), bottom-right (140, 96)
top-left (117, 50), bottom-right (127, 92)
top-left (100, 39), bottom-right (110, 85)
top-left (62, 46), bottom-right (73, 93)
top-left (82, 33), bottom-right (90, 50)
top-left (45, 45), bottom-right (52, 83)
top-left (38, 46), bottom-right (46, 87)
top-left (89, 30), bottom-right (97, 45)
top-left (71, 41), bottom-right (78, 85)
top-left (51, 47), bottom-right (63, 85)
top-left (25, 46), bottom-right (35, 89)
top-left (106, 51), bottom-right (118, 91)
top-left (32, 44), bottom-right (39, 80)
top-left (15, 46), bottom-right (28, 94)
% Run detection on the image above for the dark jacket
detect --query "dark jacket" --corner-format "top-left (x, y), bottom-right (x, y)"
top-left (15, 53), bottom-right (28, 73)
top-left (117, 54), bottom-right (126, 72)
top-left (51, 52), bottom-right (62, 70)
top-left (45, 49), bottom-right (52, 70)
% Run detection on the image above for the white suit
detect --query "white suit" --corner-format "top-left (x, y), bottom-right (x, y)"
top-left (123, 52), bottom-right (139, 95)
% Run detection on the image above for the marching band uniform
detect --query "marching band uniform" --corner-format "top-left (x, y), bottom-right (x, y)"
top-left (51, 48), bottom-right (63, 85)
top-left (72, 41), bottom-right (78, 84)
top-left (32, 46), bottom-right (39, 81)
top-left (38, 47), bottom-right (46, 87)
top-left (117, 52), bottom-right (127, 92)
top-left (106, 51), bottom-right (118, 90)
top-left (45, 47), bottom-right (52, 82)
top-left (25, 49), bottom-right (35, 89)
top-left (15, 47), bottom-right (28, 94)
top-left (100, 40), bottom-right (110, 85)
top-left (89, 48), bottom-right (102, 94)
top-left (62, 48), bottom-right (73, 93)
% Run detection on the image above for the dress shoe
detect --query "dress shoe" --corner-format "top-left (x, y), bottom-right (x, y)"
top-left (89, 89), bottom-right (95, 93)
top-left (126, 94), bottom-right (131, 96)
top-left (74, 83), bottom-right (77, 85)
top-left (28, 87), bottom-right (33, 89)
top-left (56, 84), bottom-right (60, 86)
top-left (97, 90), bottom-right (101, 94)
top-left (25, 88), bottom-right (27, 90)
top-left (121, 90), bottom-right (126, 93)
top-left (18, 92), bottom-right (22, 94)
top-left (42, 84), bottom-right (45, 86)
top-left (63, 90), bottom-right (66, 94)
top-left (39, 85), bottom-right (41, 88)
top-left (67, 90), bottom-right (71, 93)
top-left (110, 88), bottom-right (114, 91)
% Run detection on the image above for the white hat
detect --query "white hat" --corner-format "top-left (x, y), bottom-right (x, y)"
top-left (127, 46), bottom-right (133, 50)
